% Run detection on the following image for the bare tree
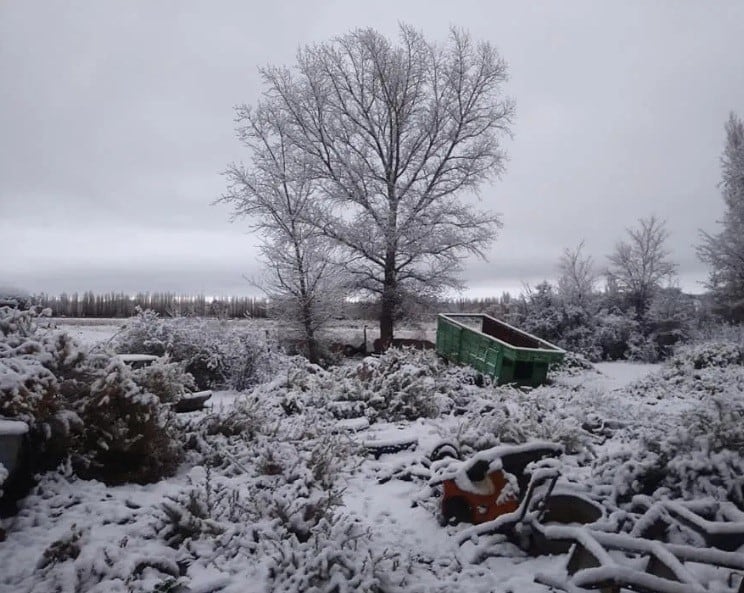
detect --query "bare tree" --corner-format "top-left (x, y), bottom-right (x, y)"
top-left (254, 25), bottom-right (513, 344)
top-left (607, 216), bottom-right (677, 321)
top-left (219, 104), bottom-right (343, 363)
top-left (697, 112), bottom-right (744, 317)
top-left (557, 240), bottom-right (596, 308)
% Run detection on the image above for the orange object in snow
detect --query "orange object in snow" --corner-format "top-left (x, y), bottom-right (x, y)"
top-left (441, 459), bottom-right (519, 525)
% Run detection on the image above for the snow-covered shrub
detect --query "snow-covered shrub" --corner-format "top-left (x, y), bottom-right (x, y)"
top-left (336, 349), bottom-right (454, 422)
top-left (594, 339), bottom-right (744, 508)
top-left (6, 471), bottom-right (186, 593)
top-left (266, 514), bottom-right (398, 593)
top-left (37, 524), bottom-right (84, 569)
top-left (0, 307), bottom-right (83, 481)
top-left (451, 388), bottom-right (589, 456)
top-left (72, 359), bottom-right (183, 485)
top-left (683, 394), bottom-right (744, 455)
top-left (557, 324), bottom-right (603, 362)
top-left (627, 339), bottom-right (744, 402)
top-left (593, 392), bottom-right (744, 508)
top-left (1, 307), bottom-right (68, 426)
top-left (244, 347), bottom-right (481, 423)
top-left (115, 310), bottom-right (275, 390)
top-left (355, 359), bottom-right (439, 421)
top-left (149, 427), bottom-right (365, 586)
top-left (200, 395), bottom-right (267, 439)
top-left (506, 282), bottom-right (563, 344)
top-left (669, 340), bottom-right (743, 370)
top-left (593, 310), bottom-right (639, 360)
top-left (1, 306), bottom-right (182, 488)
top-left (625, 330), bottom-right (660, 362)
top-left (593, 436), bottom-right (744, 509)
top-left (691, 321), bottom-right (744, 345)
top-left (130, 357), bottom-right (196, 404)
top-left (109, 307), bottom-right (169, 356)
top-left (0, 286), bottom-right (32, 310)
top-left (154, 488), bottom-right (225, 549)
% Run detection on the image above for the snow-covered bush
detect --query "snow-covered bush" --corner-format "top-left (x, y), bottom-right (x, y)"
top-left (4, 471), bottom-right (186, 593)
top-left (595, 337), bottom-right (744, 508)
top-left (0, 307), bottom-right (82, 478)
top-left (594, 383), bottom-right (744, 508)
top-left (557, 323), bottom-right (603, 362)
top-left (130, 357), bottom-right (196, 404)
top-left (628, 338), bottom-right (744, 402)
top-left (72, 359), bottom-right (183, 485)
top-left (231, 347), bottom-right (467, 424)
top-left (1, 307), bottom-right (70, 426)
top-left (149, 421), bottom-right (369, 588)
top-left (330, 348), bottom-right (482, 422)
top-left (625, 329), bottom-right (660, 362)
top-left (108, 307), bottom-right (168, 355)
top-left (154, 485), bottom-right (225, 549)
top-left (346, 351), bottom-right (441, 421)
top-left (450, 387), bottom-right (590, 456)
top-left (593, 310), bottom-right (639, 360)
top-left (593, 433), bottom-right (744, 509)
top-left (682, 394), bottom-right (744, 455)
top-left (265, 514), bottom-right (398, 593)
top-left (0, 306), bottom-right (182, 489)
top-left (691, 321), bottom-right (744, 344)
top-left (115, 309), bottom-right (276, 390)
top-left (199, 395), bottom-right (267, 439)
top-left (669, 340), bottom-right (743, 370)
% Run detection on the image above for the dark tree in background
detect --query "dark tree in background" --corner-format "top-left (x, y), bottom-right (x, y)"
top-left (698, 112), bottom-right (744, 320)
top-left (606, 216), bottom-right (677, 323)
top-left (250, 24), bottom-right (513, 344)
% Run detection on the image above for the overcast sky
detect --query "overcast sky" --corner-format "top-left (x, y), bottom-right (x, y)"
top-left (2, 1), bottom-right (743, 298)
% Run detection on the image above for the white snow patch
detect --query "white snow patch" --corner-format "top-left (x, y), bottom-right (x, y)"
top-left (594, 361), bottom-right (661, 389)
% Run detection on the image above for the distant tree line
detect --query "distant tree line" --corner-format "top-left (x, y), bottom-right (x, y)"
top-left (30, 292), bottom-right (269, 319)
top-left (23, 290), bottom-right (513, 321)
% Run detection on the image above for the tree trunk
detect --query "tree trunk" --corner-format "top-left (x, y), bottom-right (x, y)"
top-left (300, 299), bottom-right (320, 364)
top-left (379, 251), bottom-right (397, 347)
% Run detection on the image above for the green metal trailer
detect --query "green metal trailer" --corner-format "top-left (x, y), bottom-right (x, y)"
top-left (436, 313), bottom-right (565, 386)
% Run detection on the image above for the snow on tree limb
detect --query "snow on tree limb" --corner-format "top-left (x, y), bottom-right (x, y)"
top-left (248, 24), bottom-right (512, 342)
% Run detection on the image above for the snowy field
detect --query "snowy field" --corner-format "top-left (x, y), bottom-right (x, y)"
top-left (1, 320), bottom-right (743, 593)
top-left (42, 318), bottom-right (437, 350)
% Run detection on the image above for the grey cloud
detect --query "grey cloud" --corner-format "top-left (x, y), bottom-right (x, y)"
top-left (2, 0), bottom-right (743, 297)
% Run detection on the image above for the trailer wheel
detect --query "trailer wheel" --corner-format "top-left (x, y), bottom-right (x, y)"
top-left (430, 441), bottom-right (460, 462)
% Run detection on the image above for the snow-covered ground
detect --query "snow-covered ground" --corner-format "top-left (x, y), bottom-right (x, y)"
top-left (2, 321), bottom-right (743, 593)
top-left (40, 318), bottom-right (125, 348)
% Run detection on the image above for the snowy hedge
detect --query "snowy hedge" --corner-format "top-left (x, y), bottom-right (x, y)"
top-left (114, 309), bottom-right (277, 390)
top-left (0, 306), bottom-right (183, 489)
top-left (594, 343), bottom-right (744, 509)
